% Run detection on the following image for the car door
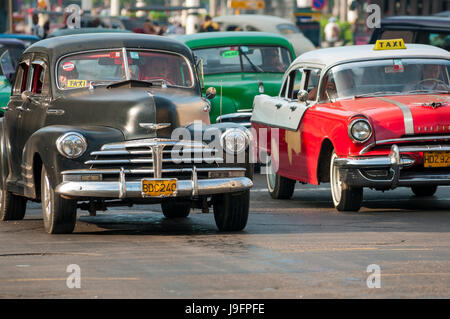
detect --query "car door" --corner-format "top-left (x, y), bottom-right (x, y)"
top-left (15, 55), bottom-right (51, 185)
top-left (4, 54), bottom-right (33, 184)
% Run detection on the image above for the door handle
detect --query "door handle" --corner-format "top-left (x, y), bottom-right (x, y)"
top-left (16, 106), bottom-right (30, 112)
top-left (290, 105), bottom-right (297, 111)
top-left (275, 103), bottom-right (282, 109)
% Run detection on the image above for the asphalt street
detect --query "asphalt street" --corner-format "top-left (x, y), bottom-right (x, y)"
top-left (0, 173), bottom-right (449, 298)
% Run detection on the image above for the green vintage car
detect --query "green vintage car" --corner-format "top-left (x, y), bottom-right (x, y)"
top-left (0, 38), bottom-right (26, 115)
top-left (176, 32), bottom-right (296, 127)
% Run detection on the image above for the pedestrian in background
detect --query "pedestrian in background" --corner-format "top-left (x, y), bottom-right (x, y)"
top-left (199, 15), bottom-right (219, 32)
top-left (324, 17), bottom-right (341, 47)
top-left (31, 13), bottom-right (45, 39)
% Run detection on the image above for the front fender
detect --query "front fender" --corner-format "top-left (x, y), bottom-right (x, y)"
top-left (23, 125), bottom-right (124, 195)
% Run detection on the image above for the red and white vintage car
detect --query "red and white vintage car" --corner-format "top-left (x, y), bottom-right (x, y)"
top-left (251, 40), bottom-right (450, 211)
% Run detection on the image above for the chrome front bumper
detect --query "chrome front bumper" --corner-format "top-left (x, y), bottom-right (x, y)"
top-left (56, 177), bottom-right (253, 199)
top-left (334, 144), bottom-right (450, 189)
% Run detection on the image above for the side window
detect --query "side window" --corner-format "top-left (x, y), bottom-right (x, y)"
top-left (12, 62), bottom-right (29, 95)
top-left (31, 61), bottom-right (49, 95)
top-left (303, 68), bottom-right (321, 101)
top-left (287, 68), bottom-right (303, 100)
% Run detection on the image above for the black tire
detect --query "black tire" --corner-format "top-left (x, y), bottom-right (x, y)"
top-left (411, 185), bottom-right (437, 197)
top-left (330, 151), bottom-right (363, 211)
top-left (266, 155), bottom-right (295, 199)
top-left (213, 190), bottom-right (249, 231)
top-left (0, 188), bottom-right (27, 221)
top-left (161, 201), bottom-right (191, 218)
top-left (41, 166), bottom-right (77, 234)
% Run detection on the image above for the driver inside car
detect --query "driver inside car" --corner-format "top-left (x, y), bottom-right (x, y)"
top-left (140, 57), bottom-right (174, 84)
top-left (406, 64), bottom-right (448, 91)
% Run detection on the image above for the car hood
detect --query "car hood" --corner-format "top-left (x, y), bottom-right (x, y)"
top-left (204, 72), bottom-right (284, 111)
top-left (333, 94), bottom-right (450, 140)
top-left (49, 86), bottom-right (209, 140)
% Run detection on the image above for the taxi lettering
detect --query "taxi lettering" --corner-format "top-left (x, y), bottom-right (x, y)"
top-left (67, 79), bottom-right (88, 88)
top-left (374, 39), bottom-right (406, 50)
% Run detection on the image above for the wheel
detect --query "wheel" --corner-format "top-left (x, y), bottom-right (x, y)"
top-left (41, 166), bottom-right (77, 234)
top-left (411, 185), bottom-right (437, 197)
top-left (265, 155), bottom-right (295, 199)
top-left (213, 190), bottom-right (249, 231)
top-left (0, 187), bottom-right (27, 221)
top-left (330, 151), bottom-right (363, 211)
top-left (161, 201), bottom-right (191, 218)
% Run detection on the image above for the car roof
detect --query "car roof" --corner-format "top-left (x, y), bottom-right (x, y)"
top-left (380, 15), bottom-right (450, 29)
top-left (213, 14), bottom-right (295, 31)
top-left (175, 31), bottom-right (295, 51)
top-left (293, 43), bottom-right (450, 69)
top-left (0, 38), bottom-right (26, 48)
top-left (24, 33), bottom-right (194, 64)
top-left (48, 27), bottom-right (132, 38)
top-left (0, 33), bottom-right (40, 41)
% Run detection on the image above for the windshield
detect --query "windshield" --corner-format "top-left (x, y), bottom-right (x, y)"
top-left (57, 49), bottom-right (194, 89)
top-left (194, 45), bottom-right (292, 75)
top-left (276, 23), bottom-right (300, 35)
top-left (323, 58), bottom-right (450, 100)
top-left (0, 46), bottom-right (23, 76)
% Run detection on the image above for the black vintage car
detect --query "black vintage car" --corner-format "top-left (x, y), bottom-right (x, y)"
top-left (369, 16), bottom-right (450, 51)
top-left (0, 33), bottom-right (253, 234)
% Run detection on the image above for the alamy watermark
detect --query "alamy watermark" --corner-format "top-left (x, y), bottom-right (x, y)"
top-left (366, 264), bottom-right (381, 288)
top-left (66, 264), bottom-right (81, 288)
top-left (366, 4), bottom-right (381, 29)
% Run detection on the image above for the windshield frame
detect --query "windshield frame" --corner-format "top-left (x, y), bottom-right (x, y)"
top-left (318, 57), bottom-right (450, 102)
top-left (55, 47), bottom-right (196, 91)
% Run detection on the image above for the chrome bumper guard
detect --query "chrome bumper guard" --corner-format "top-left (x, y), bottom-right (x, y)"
top-left (216, 112), bottom-right (253, 128)
top-left (56, 167), bottom-right (253, 199)
top-left (334, 144), bottom-right (450, 189)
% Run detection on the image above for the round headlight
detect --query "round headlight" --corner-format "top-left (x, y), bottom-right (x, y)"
top-left (56, 132), bottom-right (87, 159)
top-left (221, 128), bottom-right (248, 154)
top-left (348, 119), bottom-right (372, 143)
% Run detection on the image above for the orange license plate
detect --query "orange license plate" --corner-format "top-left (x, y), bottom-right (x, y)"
top-left (424, 152), bottom-right (450, 168)
top-left (141, 179), bottom-right (177, 197)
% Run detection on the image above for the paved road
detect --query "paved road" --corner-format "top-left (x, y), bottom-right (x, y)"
top-left (0, 174), bottom-right (449, 298)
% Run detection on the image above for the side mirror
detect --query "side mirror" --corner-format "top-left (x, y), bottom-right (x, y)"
top-left (297, 90), bottom-right (308, 103)
top-left (205, 87), bottom-right (216, 100)
top-left (196, 57), bottom-right (205, 90)
top-left (21, 90), bottom-right (32, 102)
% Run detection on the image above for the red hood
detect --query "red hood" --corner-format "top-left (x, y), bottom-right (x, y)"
top-left (333, 94), bottom-right (450, 140)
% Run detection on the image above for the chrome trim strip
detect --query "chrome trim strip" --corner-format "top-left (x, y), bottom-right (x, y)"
top-left (377, 97), bottom-right (414, 135)
top-left (398, 145), bottom-right (450, 152)
top-left (85, 157), bottom-right (224, 165)
top-left (216, 112), bottom-right (253, 122)
top-left (360, 135), bottom-right (450, 154)
top-left (55, 177), bottom-right (253, 198)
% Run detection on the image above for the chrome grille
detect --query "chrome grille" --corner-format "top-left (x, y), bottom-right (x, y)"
top-left (84, 138), bottom-right (230, 180)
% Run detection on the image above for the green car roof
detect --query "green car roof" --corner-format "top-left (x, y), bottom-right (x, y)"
top-left (175, 31), bottom-right (295, 54)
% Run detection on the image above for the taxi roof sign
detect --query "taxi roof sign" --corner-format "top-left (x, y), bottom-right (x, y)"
top-left (374, 39), bottom-right (406, 50)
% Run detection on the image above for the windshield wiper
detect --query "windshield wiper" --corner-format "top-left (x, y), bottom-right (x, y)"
top-left (239, 48), bottom-right (263, 73)
top-left (354, 91), bottom-right (400, 98)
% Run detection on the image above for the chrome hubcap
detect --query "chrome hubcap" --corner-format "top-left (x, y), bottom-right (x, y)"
top-left (266, 156), bottom-right (276, 192)
top-left (330, 152), bottom-right (342, 205)
top-left (43, 172), bottom-right (52, 219)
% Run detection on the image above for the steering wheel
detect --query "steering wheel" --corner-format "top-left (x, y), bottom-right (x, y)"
top-left (148, 76), bottom-right (176, 86)
top-left (416, 78), bottom-right (448, 89)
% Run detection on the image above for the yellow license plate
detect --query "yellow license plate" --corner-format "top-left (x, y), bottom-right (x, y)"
top-left (141, 179), bottom-right (177, 197)
top-left (424, 152), bottom-right (450, 168)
